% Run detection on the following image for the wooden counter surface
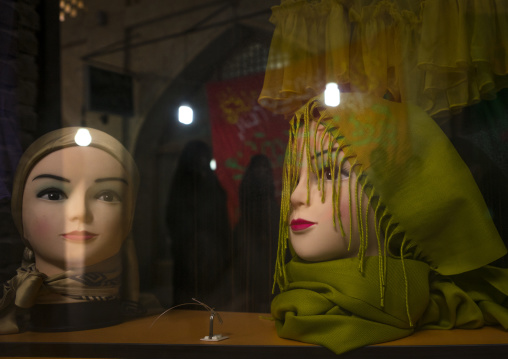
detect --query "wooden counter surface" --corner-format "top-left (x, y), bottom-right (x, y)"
top-left (1, 310), bottom-right (508, 358)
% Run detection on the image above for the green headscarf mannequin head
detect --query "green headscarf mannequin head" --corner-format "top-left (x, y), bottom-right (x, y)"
top-left (274, 93), bottom-right (505, 289)
top-left (271, 93), bottom-right (508, 354)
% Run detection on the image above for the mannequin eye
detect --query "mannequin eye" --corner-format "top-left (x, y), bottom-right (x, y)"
top-left (323, 167), bottom-right (349, 181)
top-left (37, 188), bottom-right (67, 201)
top-left (324, 167), bottom-right (334, 180)
top-left (95, 190), bottom-right (122, 203)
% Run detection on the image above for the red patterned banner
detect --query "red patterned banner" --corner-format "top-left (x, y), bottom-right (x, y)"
top-left (207, 73), bottom-right (288, 225)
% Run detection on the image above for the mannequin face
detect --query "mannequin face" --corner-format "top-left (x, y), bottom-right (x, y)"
top-left (289, 123), bottom-right (378, 262)
top-left (22, 146), bottom-right (132, 275)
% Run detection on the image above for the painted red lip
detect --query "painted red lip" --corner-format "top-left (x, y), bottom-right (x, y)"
top-left (61, 231), bottom-right (98, 241)
top-left (290, 219), bottom-right (316, 231)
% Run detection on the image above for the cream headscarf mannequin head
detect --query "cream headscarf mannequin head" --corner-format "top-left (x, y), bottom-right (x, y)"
top-left (12, 127), bottom-right (139, 274)
top-left (0, 127), bottom-right (140, 334)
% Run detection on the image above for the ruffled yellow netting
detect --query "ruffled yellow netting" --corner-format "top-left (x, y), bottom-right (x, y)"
top-left (258, 0), bottom-right (508, 117)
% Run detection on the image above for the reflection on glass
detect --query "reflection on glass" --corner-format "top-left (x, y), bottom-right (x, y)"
top-left (324, 83), bottom-right (340, 107)
top-left (178, 105), bottom-right (193, 125)
top-left (74, 128), bottom-right (92, 146)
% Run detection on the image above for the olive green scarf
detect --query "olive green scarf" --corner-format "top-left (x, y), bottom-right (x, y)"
top-left (273, 257), bottom-right (508, 355)
top-left (272, 257), bottom-right (429, 353)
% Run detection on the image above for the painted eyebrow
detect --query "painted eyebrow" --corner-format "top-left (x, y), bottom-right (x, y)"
top-left (31, 175), bottom-right (128, 185)
top-left (311, 149), bottom-right (351, 168)
top-left (311, 146), bottom-right (340, 159)
top-left (32, 174), bottom-right (70, 182)
top-left (95, 177), bottom-right (129, 185)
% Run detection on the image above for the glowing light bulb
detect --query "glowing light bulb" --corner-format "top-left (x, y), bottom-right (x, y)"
top-left (179, 105), bottom-right (193, 125)
top-left (209, 159), bottom-right (217, 171)
top-left (74, 128), bottom-right (92, 146)
top-left (324, 82), bottom-right (340, 107)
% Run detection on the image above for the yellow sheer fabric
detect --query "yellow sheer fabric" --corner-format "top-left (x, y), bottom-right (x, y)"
top-left (259, 0), bottom-right (508, 116)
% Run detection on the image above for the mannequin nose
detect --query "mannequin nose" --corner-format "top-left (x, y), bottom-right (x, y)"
top-left (68, 196), bottom-right (93, 223)
top-left (290, 173), bottom-right (308, 208)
